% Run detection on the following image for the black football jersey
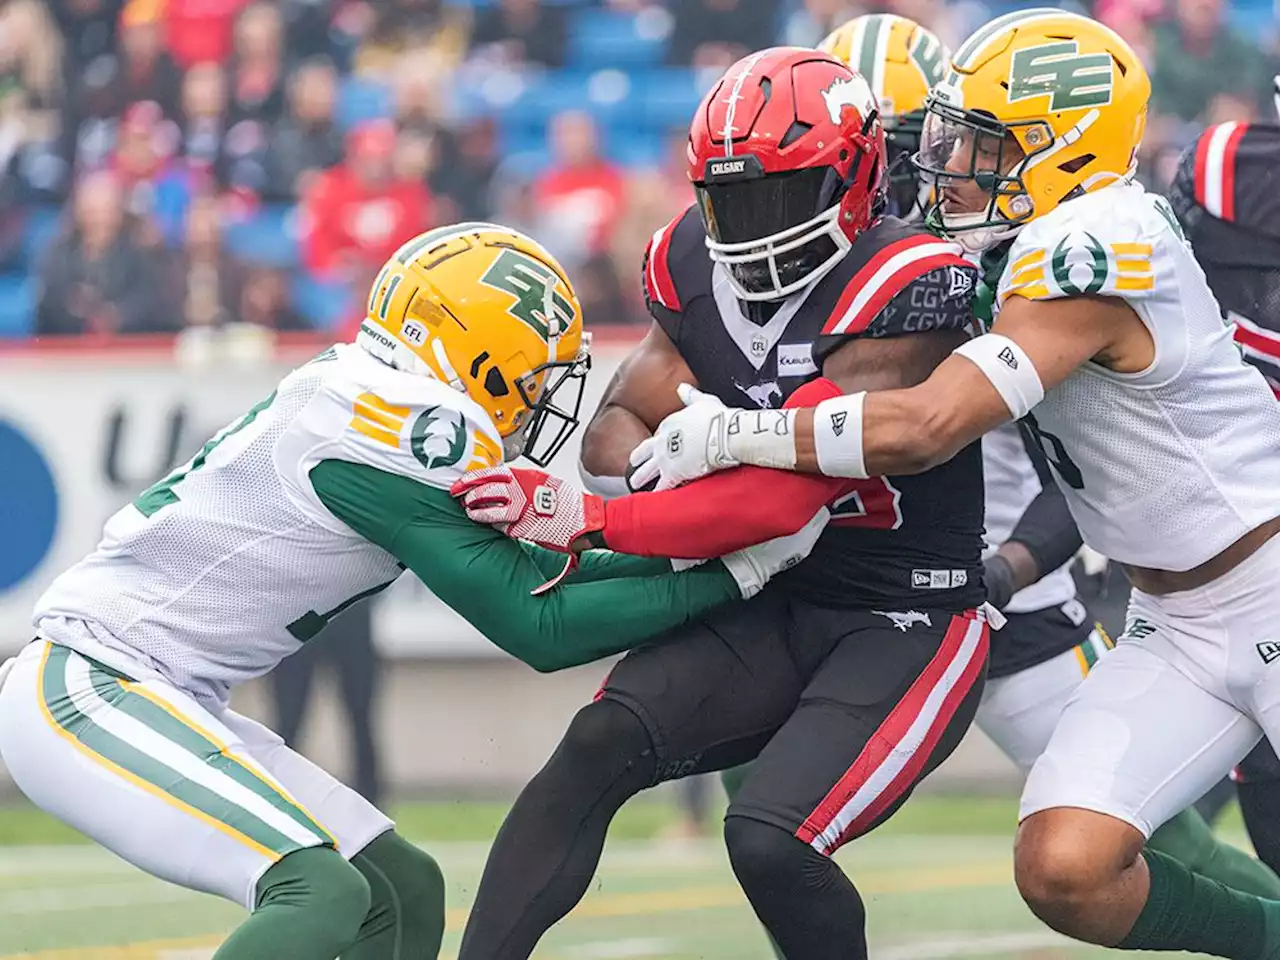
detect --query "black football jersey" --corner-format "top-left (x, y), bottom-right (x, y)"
top-left (642, 206), bottom-right (986, 610)
top-left (1170, 122), bottom-right (1280, 394)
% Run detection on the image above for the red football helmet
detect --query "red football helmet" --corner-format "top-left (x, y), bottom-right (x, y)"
top-left (688, 47), bottom-right (887, 301)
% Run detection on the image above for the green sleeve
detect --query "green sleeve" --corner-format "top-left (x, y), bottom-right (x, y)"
top-left (518, 542), bottom-right (675, 584)
top-left (309, 460), bottom-right (739, 671)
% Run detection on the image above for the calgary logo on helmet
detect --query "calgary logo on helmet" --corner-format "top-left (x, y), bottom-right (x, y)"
top-left (822, 75), bottom-right (877, 126)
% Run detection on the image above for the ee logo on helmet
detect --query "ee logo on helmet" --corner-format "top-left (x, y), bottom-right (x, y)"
top-left (1007, 40), bottom-right (1114, 111)
top-left (479, 249), bottom-right (577, 342)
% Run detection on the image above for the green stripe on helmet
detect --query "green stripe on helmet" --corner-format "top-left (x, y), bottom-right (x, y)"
top-left (857, 15), bottom-right (887, 99)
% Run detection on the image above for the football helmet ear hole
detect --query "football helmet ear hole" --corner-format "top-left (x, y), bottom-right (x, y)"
top-left (483, 366), bottom-right (510, 398)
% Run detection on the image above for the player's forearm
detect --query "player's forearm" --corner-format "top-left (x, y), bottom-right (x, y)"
top-left (397, 530), bottom-right (738, 672)
top-left (580, 405), bottom-right (653, 482)
top-left (1006, 482), bottom-right (1083, 578)
top-left (598, 466), bottom-right (843, 559)
top-left (520, 541), bottom-right (673, 583)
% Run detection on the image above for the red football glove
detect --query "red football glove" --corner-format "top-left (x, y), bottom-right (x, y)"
top-left (450, 467), bottom-right (606, 595)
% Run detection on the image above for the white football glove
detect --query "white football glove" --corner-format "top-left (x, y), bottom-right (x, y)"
top-left (718, 507), bottom-right (830, 599)
top-left (628, 384), bottom-right (738, 492)
top-left (630, 384), bottom-right (796, 491)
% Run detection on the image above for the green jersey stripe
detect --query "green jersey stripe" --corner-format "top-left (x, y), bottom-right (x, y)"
top-left (82, 665), bottom-right (334, 846)
top-left (39, 646), bottom-right (309, 859)
top-left (952, 8), bottom-right (1059, 68)
top-left (1078, 637), bottom-right (1099, 671)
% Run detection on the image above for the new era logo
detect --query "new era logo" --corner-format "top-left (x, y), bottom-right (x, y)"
top-left (830, 412), bottom-right (848, 437)
top-left (997, 346), bottom-right (1018, 369)
top-left (1258, 641), bottom-right (1280, 664)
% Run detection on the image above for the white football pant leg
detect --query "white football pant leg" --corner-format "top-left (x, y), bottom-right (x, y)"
top-left (0, 642), bottom-right (335, 908)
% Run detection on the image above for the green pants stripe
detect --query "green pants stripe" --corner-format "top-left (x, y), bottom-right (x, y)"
top-left (40, 645), bottom-right (310, 859)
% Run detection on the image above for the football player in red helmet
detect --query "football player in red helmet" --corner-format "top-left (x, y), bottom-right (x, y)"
top-left (454, 48), bottom-right (989, 960)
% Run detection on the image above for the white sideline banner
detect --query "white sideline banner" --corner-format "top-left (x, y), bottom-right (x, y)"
top-left (0, 343), bottom-right (634, 657)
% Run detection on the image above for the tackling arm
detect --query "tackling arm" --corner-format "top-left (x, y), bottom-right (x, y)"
top-left (692, 295), bottom-right (1132, 478)
top-left (310, 459), bottom-right (739, 672)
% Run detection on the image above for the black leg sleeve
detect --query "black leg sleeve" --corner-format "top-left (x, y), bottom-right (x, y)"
top-left (1237, 740), bottom-right (1280, 874)
top-left (457, 699), bottom-right (657, 960)
top-left (725, 816), bottom-right (867, 960)
top-left (271, 638), bottom-right (320, 747)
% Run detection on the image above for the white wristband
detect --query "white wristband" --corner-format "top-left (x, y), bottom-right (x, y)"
top-left (952, 334), bottom-right (1044, 419)
top-left (724, 408), bottom-right (798, 470)
top-left (813, 392), bottom-right (868, 478)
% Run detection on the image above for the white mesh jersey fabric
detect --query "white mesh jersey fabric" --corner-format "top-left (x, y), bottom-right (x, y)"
top-left (980, 423), bottom-right (1076, 614)
top-left (33, 345), bottom-right (502, 704)
top-left (996, 182), bottom-right (1280, 571)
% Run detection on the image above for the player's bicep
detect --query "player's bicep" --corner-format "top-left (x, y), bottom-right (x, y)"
top-left (989, 294), bottom-right (1131, 393)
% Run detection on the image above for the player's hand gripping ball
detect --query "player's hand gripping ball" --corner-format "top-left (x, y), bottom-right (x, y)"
top-left (451, 467), bottom-right (606, 594)
top-left (628, 384), bottom-right (739, 491)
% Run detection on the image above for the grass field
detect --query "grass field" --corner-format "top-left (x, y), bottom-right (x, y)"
top-left (0, 795), bottom-right (1229, 959)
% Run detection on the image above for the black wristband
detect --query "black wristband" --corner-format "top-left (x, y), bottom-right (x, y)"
top-left (983, 554), bottom-right (1017, 611)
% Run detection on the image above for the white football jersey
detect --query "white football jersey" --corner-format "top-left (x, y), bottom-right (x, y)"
top-left (995, 181), bottom-right (1280, 571)
top-left (33, 344), bottom-right (503, 703)
top-left (981, 422), bottom-right (1077, 614)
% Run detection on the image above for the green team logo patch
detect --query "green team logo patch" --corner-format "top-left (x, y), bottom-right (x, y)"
top-left (1051, 233), bottom-right (1109, 296)
top-left (1007, 41), bottom-right (1114, 112)
top-left (411, 405), bottom-right (468, 471)
top-left (479, 249), bottom-right (576, 341)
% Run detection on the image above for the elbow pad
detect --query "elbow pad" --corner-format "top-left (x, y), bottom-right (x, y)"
top-left (952, 334), bottom-right (1044, 419)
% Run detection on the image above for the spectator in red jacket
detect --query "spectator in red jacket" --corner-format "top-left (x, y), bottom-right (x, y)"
top-left (302, 119), bottom-right (431, 285)
top-left (534, 110), bottom-right (625, 269)
top-left (165, 0), bottom-right (252, 70)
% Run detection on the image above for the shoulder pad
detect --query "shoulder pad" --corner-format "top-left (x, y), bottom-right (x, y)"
top-left (1191, 123), bottom-right (1280, 238)
top-left (998, 186), bottom-right (1169, 306)
top-left (821, 226), bottom-right (970, 336)
top-left (301, 361), bottom-right (503, 493)
top-left (642, 205), bottom-right (704, 315)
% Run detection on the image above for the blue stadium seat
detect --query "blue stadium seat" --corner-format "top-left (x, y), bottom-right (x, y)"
top-left (0, 274), bottom-right (35, 338)
top-left (337, 78), bottom-right (394, 131)
top-left (569, 9), bottom-right (668, 70)
top-left (637, 69), bottom-right (707, 132)
top-left (21, 206), bottom-right (61, 272)
top-left (224, 206), bottom-right (299, 268)
top-left (292, 274), bottom-right (353, 330)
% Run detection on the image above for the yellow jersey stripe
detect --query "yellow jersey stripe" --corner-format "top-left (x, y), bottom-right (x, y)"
top-left (1010, 250), bottom-right (1045, 274)
top-left (1111, 242), bottom-right (1153, 257)
top-left (356, 393), bottom-right (411, 418)
top-left (352, 401), bottom-right (404, 432)
top-left (351, 418), bottom-right (401, 448)
top-left (473, 432), bottom-right (502, 467)
top-left (1011, 282), bottom-right (1050, 299)
top-left (1115, 275), bottom-right (1155, 292)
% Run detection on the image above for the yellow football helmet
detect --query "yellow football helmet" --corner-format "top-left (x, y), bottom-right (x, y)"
top-left (820, 14), bottom-right (950, 218)
top-left (358, 222), bottom-right (590, 466)
top-left (914, 9), bottom-right (1150, 250)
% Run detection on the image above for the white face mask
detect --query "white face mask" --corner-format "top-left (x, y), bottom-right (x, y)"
top-left (704, 206), bottom-right (853, 302)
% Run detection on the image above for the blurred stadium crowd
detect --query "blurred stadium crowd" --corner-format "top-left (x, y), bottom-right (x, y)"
top-left (0, 0), bottom-right (1276, 339)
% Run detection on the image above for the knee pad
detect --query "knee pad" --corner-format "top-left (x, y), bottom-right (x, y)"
top-left (258, 846), bottom-right (371, 945)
